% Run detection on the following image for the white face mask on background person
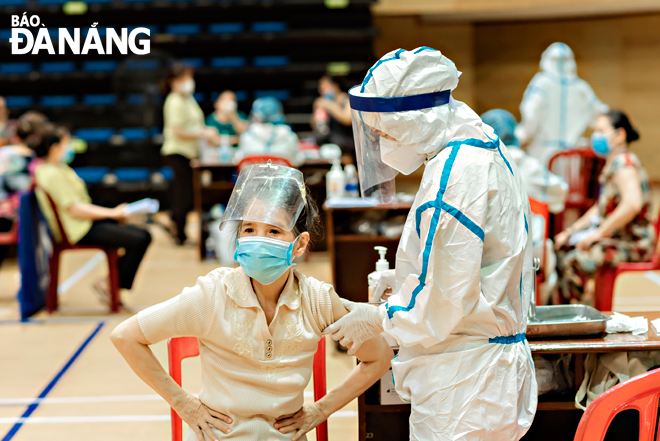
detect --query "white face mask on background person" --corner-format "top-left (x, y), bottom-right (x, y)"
top-left (220, 99), bottom-right (237, 112)
top-left (178, 79), bottom-right (195, 95)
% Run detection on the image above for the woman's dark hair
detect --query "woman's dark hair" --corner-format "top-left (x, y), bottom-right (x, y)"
top-left (26, 123), bottom-right (65, 158)
top-left (292, 186), bottom-right (322, 249)
top-left (161, 62), bottom-right (192, 95)
top-left (16, 111), bottom-right (48, 141)
top-left (606, 110), bottom-right (639, 144)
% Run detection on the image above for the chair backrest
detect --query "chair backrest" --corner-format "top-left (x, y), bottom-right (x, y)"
top-left (548, 148), bottom-right (605, 208)
top-left (168, 335), bottom-right (328, 441)
top-left (236, 155), bottom-right (293, 172)
top-left (0, 217), bottom-right (19, 245)
top-left (41, 190), bottom-right (71, 246)
top-left (573, 368), bottom-right (660, 441)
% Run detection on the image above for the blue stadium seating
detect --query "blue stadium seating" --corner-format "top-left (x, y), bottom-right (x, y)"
top-left (159, 166), bottom-right (174, 181)
top-left (193, 93), bottom-right (205, 102)
top-left (0, 0), bottom-right (28, 5)
top-left (123, 0), bottom-right (155, 3)
top-left (208, 23), bottom-right (244, 34)
top-left (114, 168), bottom-right (150, 182)
top-left (210, 90), bottom-right (248, 102)
top-left (253, 56), bottom-right (289, 67)
top-left (41, 96), bottom-right (77, 107)
top-left (5, 96), bottom-right (34, 107)
top-left (74, 167), bottom-right (109, 184)
top-left (0, 30), bottom-right (11, 40)
top-left (120, 128), bottom-right (148, 141)
top-left (126, 94), bottom-right (146, 105)
top-left (0, 63), bottom-right (33, 74)
top-left (179, 58), bottom-right (204, 68)
top-left (125, 59), bottom-right (161, 70)
top-left (210, 57), bottom-right (246, 68)
top-left (83, 94), bottom-right (117, 106)
top-left (149, 127), bottom-right (162, 137)
top-left (37, 0), bottom-right (67, 5)
top-left (40, 62), bottom-right (76, 73)
top-left (251, 22), bottom-right (287, 33)
top-left (165, 24), bottom-right (201, 35)
top-left (74, 128), bottom-right (115, 142)
top-left (254, 90), bottom-right (290, 101)
top-left (82, 60), bottom-right (119, 72)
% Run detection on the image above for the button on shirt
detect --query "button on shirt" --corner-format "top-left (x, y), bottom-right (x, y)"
top-left (137, 267), bottom-right (336, 440)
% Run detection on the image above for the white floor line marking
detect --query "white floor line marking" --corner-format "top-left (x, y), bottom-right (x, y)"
top-left (0, 391), bottom-right (322, 407)
top-left (57, 252), bottom-right (105, 295)
top-left (645, 271), bottom-right (660, 287)
top-left (1, 392), bottom-right (317, 406)
top-left (0, 412), bottom-right (358, 424)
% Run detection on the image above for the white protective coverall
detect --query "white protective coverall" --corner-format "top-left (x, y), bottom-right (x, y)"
top-left (515, 42), bottom-right (608, 165)
top-left (331, 48), bottom-right (538, 440)
top-left (236, 122), bottom-right (303, 167)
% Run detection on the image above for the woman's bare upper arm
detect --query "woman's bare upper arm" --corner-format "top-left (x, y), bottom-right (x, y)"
top-left (614, 166), bottom-right (643, 209)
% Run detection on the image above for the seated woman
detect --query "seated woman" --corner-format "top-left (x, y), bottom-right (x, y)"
top-left (30, 124), bottom-right (152, 304)
top-left (0, 111), bottom-right (45, 268)
top-left (554, 111), bottom-right (655, 304)
top-left (235, 97), bottom-right (303, 167)
top-left (206, 91), bottom-right (248, 146)
top-left (111, 163), bottom-right (394, 441)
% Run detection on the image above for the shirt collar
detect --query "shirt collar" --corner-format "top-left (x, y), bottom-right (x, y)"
top-left (225, 267), bottom-right (301, 311)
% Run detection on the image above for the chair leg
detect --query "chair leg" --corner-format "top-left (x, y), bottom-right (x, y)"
top-left (105, 249), bottom-right (120, 314)
top-left (47, 249), bottom-right (61, 314)
top-left (595, 266), bottom-right (616, 311)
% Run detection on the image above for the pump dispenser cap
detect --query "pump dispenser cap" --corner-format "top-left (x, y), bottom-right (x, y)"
top-left (374, 246), bottom-right (389, 271)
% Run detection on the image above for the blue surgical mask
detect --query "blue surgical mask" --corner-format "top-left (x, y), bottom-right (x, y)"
top-left (234, 236), bottom-right (298, 285)
top-left (590, 132), bottom-right (613, 158)
top-left (323, 91), bottom-right (335, 101)
top-left (61, 144), bottom-right (75, 164)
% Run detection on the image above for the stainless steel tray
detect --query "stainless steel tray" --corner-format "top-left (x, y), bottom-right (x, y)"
top-left (527, 305), bottom-right (611, 339)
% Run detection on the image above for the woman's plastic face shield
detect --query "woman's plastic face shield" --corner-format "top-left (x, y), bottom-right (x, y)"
top-left (220, 162), bottom-right (305, 231)
top-left (348, 86), bottom-right (452, 203)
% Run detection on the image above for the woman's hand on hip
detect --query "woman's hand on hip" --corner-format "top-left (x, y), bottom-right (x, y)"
top-left (274, 403), bottom-right (327, 441)
top-left (174, 393), bottom-right (232, 441)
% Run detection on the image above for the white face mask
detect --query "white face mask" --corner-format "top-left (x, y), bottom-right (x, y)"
top-left (379, 136), bottom-right (426, 175)
top-left (178, 79), bottom-right (195, 95)
top-left (220, 100), bottom-right (237, 112)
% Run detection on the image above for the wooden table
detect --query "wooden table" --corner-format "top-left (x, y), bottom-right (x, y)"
top-left (323, 202), bottom-right (412, 302)
top-left (359, 311), bottom-right (660, 441)
top-left (191, 158), bottom-right (332, 260)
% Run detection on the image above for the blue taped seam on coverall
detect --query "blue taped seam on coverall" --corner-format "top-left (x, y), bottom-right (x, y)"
top-left (360, 49), bottom-right (405, 92)
top-left (489, 332), bottom-right (527, 344)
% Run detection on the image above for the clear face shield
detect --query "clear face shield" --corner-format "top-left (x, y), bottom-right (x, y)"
top-left (348, 86), bottom-right (452, 203)
top-left (220, 161), bottom-right (306, 232)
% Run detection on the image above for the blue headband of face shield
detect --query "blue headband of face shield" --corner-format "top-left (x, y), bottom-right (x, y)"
top-left (348, 87), bottom-right (451, 112)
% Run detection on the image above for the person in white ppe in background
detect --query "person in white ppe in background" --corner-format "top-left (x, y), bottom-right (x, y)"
top-left (515, 42), bottom-right (608, 165)
top-left (236, 97), bottom-right (303, 167)
top-left (482, 108), bottom-right (567, 304)
top-left (324, 47), bottom-right (537, 441)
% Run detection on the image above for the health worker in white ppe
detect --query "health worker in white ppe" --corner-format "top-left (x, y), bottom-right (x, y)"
top-left (324, 47), bottom-right (538, 441)
top-left (515, 42), bottom-right (608, 165)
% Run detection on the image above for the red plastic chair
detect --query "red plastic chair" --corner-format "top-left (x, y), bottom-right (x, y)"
top-left (0, 218), bottom-right (18, 245)
top-left (595, 211), bottom-right (660, 311)
top-left (168, 335), bottom-right (328, 441)
top-left (529, 197), bottom-right (550, 305)
top-left (573, 368), bottom-right (660, 441)
top-left (42, 191), bottom-right (121, 313)
top-left (548, 148), bottom-right (605, 237)
top-left (236, 155), bottom-right (293, 172)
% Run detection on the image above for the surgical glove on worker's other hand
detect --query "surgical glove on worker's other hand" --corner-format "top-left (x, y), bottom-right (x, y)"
top-left (373, 269), bottom-right (395, 302)
top-left (323, 298), bottom-right (386, 355)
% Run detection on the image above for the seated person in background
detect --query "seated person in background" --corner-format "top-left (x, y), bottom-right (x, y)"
top-left (111, 163), bottom-right (394, 441)
top-left (0, 111), bottom-right (46, 269)
top-left (311, 75), bottom-right (354, 160)
top-left (554, 111), bottom-right (655, 305)
top-left (482, 109), bottom-right (569, 304)
top-left (31, 124), bottom-right (152, 305)
top-left (205, 90), bottom-right (248, 145)
top-left (236, 97), bottom-right (303, 166)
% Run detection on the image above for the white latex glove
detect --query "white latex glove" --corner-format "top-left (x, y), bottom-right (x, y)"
top-left (373, 269), bottom-right (396, 302)
top-left (323, 298), bottom-right (386, 355)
